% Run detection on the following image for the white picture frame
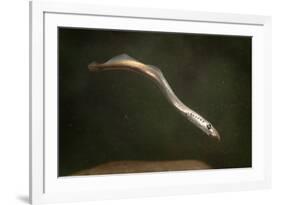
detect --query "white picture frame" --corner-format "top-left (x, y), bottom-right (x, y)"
top-left (30, 0), bottom-right (272, 204)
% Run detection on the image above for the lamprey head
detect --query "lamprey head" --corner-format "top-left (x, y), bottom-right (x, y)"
top-left (204, 122), bottom-right (221, 141)
top-left (185, 112), bottom-right (221, 141)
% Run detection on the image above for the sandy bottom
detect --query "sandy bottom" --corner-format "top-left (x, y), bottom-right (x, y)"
top-left (72, 160), bottom-right (211, 176)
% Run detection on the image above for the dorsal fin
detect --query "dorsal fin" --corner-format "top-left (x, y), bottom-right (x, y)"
top-left (105, 54), bottom-right (138, 64)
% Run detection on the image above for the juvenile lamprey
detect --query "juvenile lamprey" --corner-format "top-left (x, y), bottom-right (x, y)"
top-left (88, 54), bottom-right (220, 140)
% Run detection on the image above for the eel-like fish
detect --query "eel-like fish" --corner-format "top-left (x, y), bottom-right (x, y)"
top-left (88, 54), bottom-right (220, 141)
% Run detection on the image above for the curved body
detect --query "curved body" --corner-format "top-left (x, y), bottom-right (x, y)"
top-left (88, 54), bottom-right (220, 140)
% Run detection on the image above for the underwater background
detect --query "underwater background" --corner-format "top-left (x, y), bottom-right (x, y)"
top-left (58, 28), bottom-right (252, 176)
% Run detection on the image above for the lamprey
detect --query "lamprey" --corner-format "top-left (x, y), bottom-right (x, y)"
top-left (88, 54), bottom-right (220, 140)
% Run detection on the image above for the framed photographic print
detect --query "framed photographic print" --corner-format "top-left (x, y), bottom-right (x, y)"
top-left (30, 0), bottom-right (271, 204)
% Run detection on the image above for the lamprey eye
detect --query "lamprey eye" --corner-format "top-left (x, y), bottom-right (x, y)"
top-left (207, 124), bottom-right (212, 130)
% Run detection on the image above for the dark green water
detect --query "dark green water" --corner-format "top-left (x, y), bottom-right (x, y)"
top-left (58, 28), bottom-right (252, 176)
